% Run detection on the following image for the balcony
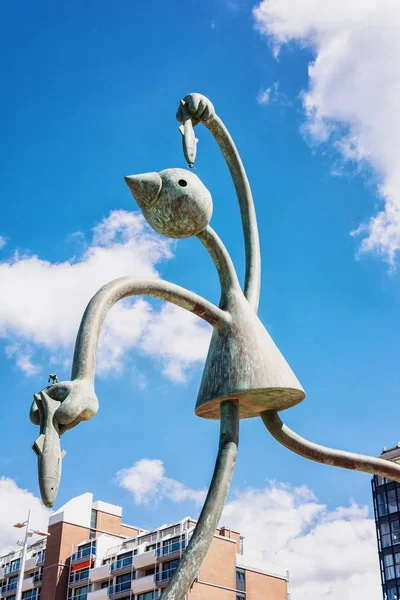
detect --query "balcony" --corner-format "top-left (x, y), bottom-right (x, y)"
top-left (71, 548), bottom-right (96, 566)
top-left (110, 557), bottom-right (133, 575)
top-left (33, 574), bottom-right (42, 586)
top-left (68, 587), bottom-right (91, 600)
top-left (21, 591), bottom-right (38, 600)
top-left (131, 575), bottom-right (156, 595)
top-left (155, 568), bottom-right (176, 587)
top-left (22, 577), bottom-right (36, 592)
top-left (132, 550), bottom-right (155, 570)
top-left (69, 571), bottom-right (90, 588)
top-left (36, 554), bottom-right (45, 566)
top-left (4, 563), bottom-right (20, 576)
top-left (87, 589), bottom-right (108, 600)
top-left (108, 580), bottom-right (133, 598)
top-left (156, 541), bottom-right (185, 560)
top-left (24, 558), bottom-right (37, 573)
top-left (2, 582), bottom-right (18, 596)
top-left (89, 564), bottom-right (110, 584)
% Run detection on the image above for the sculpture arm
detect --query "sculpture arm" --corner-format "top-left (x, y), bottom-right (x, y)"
top-left (205, 114), bottom-right (260, 310)
top-left (261, 410), bottom-right (400, 482)
top-left (178, 94), bottom-right (261, 311)
top-left (72, 276), bottom-right (228, 381)
top-left (30, 277), bottom-right (227, 434)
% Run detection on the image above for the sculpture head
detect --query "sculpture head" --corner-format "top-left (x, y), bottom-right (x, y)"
top-left (125, 168), bottom-right (213, 238)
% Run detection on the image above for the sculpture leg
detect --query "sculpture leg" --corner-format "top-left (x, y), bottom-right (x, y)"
top-left (261, 409), bottom-right (400, 482)
top-left (160, 400), bottom-right (239, 600)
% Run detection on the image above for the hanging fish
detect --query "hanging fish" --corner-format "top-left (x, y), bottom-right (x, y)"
top-left (178, 99), bottom-right (198, 168)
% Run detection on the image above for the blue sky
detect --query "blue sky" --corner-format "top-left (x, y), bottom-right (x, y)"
top-left (1, 1), bottom-right (400, 597)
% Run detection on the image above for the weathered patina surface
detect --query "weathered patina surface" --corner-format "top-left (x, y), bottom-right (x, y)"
top-left (30, 92), bottom-right (400, 600)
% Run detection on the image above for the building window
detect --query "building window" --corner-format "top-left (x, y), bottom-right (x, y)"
top-left (138, 592), bottom-right (159, 600)
top-left (385, 554), bottom-right (396, 580)
top-left (237, 595), bottom-right (245, 600)
top-left (146, 544), bottom-right (156, 552)
top-left (22, 591), bottom-right (38, 600)
top-left (392, 520), bottom-right (400, 545)
top-left (101, 582), bottom-right (108, 589)
top-left (111, 552), bottom-right (133, 572)
top-left (113, 572), bottom-right (134, 593)
top-left (70, 569), bottom-right (89, 584)
top-left (72, 543), bottom-right (96, 561)
top-left (116, 573), bottom-right (134, 584)
top-left (90, 510), bottom-right (97, 530)
top-left (377, 491), bottom-right (389, 517)
top-left (387, 587), bottom-right (399, 600)
top-left (236, 569), bottom-right (246, 592)
top-left (381, 522), bottom-right (391, 548)
top-left (74, 586), bottom-right (89, 600)
top-left (162, 559), bottom-right (178, 573)
top-left (145, 568), bottom-right (155, 576)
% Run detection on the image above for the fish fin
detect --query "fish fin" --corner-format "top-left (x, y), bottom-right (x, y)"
top-left (178, 125), bottom-right (184, 136)
top-left (33, 434), bottom-right (45, 456)
top-left (61, 449), bottom-right (67, 458)
top-left (180, 99), bottom-right (185, 107)
top-left (195, 138), bottom-right (199, 143)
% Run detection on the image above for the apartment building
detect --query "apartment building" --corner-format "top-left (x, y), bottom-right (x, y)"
top-left (0, 493), bottom-right (288, 600)
top-left (372, 444), bottom-right (400, 600)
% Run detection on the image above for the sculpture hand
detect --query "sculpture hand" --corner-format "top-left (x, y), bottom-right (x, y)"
top-left (30, 379), bottom-right (98, 434)
top-left (176, 93), bottom-right (215, 126)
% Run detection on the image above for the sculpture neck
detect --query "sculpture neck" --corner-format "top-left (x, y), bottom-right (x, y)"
top-left (197, 225), bottom-right (243, 310)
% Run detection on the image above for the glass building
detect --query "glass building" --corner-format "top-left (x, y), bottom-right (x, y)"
top-left (372, 445), bottom-right (400, 600)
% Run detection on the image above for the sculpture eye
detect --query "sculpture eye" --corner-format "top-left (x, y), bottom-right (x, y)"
top-left (178, 179), bottom-right (187, 187)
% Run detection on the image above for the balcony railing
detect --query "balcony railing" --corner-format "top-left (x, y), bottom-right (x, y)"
top-left (69, 571), bottom-right (90, 586)
top-left (22, 591), bottom-right (38, 600)
top-left (68, 595), bottom-right (88, 600)
top-left (33, 574), bottom-right (43, 586)
top-left (71, 548), bottom-right (96, 563)
top-left (4, 563), bottom-right (21, 575)
top-left (156, 541), bottom-right (185, 558)
top-left (108, 580), bottom-right (133, 597)
top-left (36, 554), bottom-right (45, 566)
top-left (68, 585), bottom-right (91, 600)
top-left (110, 557), bottom-right (132, 573)
top-left (155, 568), bottom-right (176, 585)
top-left (2, 582), bottom-right (18, 595)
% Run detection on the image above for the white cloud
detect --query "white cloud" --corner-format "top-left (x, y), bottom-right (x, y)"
top-left (257, 87), bottom-right (272, 105)
top-left (222, 482), bottom-right (380, 600)
top-left (0, 478), bottom-right (50, 553)
top-left (254, 0), bottom-right (400, 264)
top-left (257, 81), bottom-right (281, 106)
top-left (0, 210), bottom-right (211, 381)
top-left (5, 343), bottom-right (41, 377)
top-left (115, 458), bottom-right (380, 599)
top-left (116, 459), bottom-right (206, 506)
top-left (140, 303), bottom-right (211, 382)
top-left (0, 236), bottom-right (7, 250)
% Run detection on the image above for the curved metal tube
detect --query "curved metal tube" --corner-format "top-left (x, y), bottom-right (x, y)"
top-left (262, 410), bottom-right (400, 482)
top-left (205, 115), bottom-right (261, 312)
top-left (161, 400), bottom-right (239, 600)
top-left (197, 225), bottom-right (241, 307)
top-left (71, 277), bottom-right (228, 381)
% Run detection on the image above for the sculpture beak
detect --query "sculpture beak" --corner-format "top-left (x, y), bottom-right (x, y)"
top-left (124, 172), bottom-right (162, 208)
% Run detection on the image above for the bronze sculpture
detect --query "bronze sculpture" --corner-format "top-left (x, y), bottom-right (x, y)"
top-left (30, 93), bottom-right (400, 600)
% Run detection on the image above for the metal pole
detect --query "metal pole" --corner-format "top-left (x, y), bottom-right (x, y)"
top-left (15, 511), bottom-right (30, 600)
top-left (160, 400), bottom-right (239, 600)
